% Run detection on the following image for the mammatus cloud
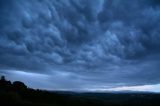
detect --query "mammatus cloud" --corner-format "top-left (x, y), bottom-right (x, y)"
top-left (0, 0), bottom-right (160, 91)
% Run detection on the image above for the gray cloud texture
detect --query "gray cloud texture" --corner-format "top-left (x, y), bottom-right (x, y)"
top-left (0, 0), bottom-right (160, 90)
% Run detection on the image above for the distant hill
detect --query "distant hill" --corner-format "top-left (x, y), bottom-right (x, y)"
top-left (0, 76), bottom-right (160, 106)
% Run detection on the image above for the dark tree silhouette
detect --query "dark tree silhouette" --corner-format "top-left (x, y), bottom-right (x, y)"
top-left (0, 76), bottom-right (11, 91)
top-left (1, 76), bottom-right (5, 81)
top-left (13, 81), bottom-right (27, 90)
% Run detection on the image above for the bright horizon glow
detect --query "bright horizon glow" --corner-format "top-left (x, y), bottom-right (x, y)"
top-left (106, 84), bottom-right (160, 93)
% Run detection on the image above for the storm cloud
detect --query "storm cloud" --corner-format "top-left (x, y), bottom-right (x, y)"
top-left (0, 0), bottom-right (160, 91)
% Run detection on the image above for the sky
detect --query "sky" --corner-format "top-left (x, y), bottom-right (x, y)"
top-left (0, 0), bottom-right (160, 92)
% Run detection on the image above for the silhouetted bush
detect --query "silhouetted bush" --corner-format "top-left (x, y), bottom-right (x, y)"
top-left (13, 81), bottom-right (27, 90)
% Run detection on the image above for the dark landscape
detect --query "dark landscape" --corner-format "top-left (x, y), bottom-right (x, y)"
top-left (0, 76), bottom-right (160, 106)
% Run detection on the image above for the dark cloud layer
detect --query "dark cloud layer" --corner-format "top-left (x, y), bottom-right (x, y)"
top-left (0, 0), bottom-right (160, 90)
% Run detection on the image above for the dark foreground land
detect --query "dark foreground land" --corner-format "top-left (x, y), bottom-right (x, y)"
top-left (0, 77), bottom-right (160, 106)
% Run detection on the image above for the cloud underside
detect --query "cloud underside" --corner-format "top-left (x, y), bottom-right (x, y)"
top-left (0, 0), bottom-right (160, 90)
